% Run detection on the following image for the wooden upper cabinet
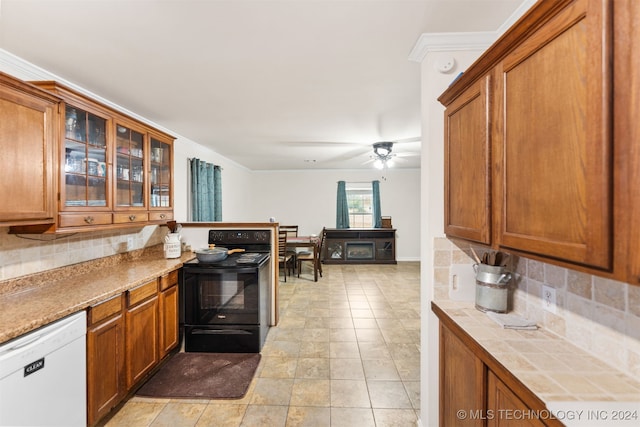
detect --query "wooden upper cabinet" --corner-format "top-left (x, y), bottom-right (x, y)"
top-left (148, 132), bottom-right (174, 223)
top-left (616, 1), bottom-right (640, 283)
top-left (443, 75), bottom-right (491, 244)
top-left (439, 0), bottom-right (618, 274)
top-left (495, 0), bottom-right (611, 269)
top-left (8, 80), bottom-right (175, 233)
top-left (113, 117), bottom-right (149, 225)
top-left (0, 72), bottom-right (60, 226)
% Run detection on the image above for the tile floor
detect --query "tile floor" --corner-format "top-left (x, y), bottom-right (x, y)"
top-left (101, 262), bottom-right (421, 427)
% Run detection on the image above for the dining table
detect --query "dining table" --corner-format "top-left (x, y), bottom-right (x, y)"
top-left (286, 235), bottom-right (321, 281)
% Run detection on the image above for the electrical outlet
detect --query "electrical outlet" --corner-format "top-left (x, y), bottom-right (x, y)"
top-left (127, 237), bottom-right (134, 251)
top-left (542, 285), bottom-right (557, 314)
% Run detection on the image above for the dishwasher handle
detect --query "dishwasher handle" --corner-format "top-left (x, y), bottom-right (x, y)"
top-left (0, 333), bottom-right (44, 353)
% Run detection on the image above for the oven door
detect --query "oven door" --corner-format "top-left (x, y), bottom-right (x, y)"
top-left (183, 266), bottom-right (260, 325)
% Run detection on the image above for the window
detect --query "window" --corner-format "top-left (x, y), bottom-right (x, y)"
top-left (346, 182), bottom-right (373, 228)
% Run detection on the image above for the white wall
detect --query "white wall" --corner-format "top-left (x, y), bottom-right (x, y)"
top-left (420, 49), bottom-right (485, 427)
top-left (250, 168), bottom-right (420, 261)
top-left (416, 3), bottom-right (544, 425)
top-left (172, 139), bottom-right (254, 223)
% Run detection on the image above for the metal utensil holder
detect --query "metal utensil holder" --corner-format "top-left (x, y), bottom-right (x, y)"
top-left (474, 263), bottom-right (512, 313)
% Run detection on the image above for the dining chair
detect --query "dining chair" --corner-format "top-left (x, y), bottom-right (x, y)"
top-left (297, 228), bottom-right (326, 281)
top-left (279, 225), bottom-right (298, 237)
top-left (280, 225), bottom-right (299, 273)
top-left (278, 229), bottom-right (294, 281)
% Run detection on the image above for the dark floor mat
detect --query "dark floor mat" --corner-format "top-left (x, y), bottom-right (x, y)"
top-left (136, 352), bottom-right (261, 399)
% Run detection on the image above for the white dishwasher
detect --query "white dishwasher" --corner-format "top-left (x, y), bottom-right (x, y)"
top-left (0, 311), bottom-right (86, 427)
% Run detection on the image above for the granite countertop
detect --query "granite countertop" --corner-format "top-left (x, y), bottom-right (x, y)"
top-left (0, 247), bottom-right (196, 345)
top-left (432, 300), bottom-right (640, 406)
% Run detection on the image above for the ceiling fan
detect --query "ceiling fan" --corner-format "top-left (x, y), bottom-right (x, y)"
top-left (371, 141), bottom-right (395, 169)
top-left (280, 135), bottom-right (420, 167)
top-left (367, 139), bottom-right (420, 169)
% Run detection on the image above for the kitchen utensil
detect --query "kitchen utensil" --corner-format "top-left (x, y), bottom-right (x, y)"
top-left (494, 252), bottom-right (502, 266)
top-left (195, 246), bottom-right (245, 263)
top-left (167, 220), bottom-right (177, 233)
top-left (470, 247), bottom-right (481, 264)
top-left (500, 253), bottom-right (510, 267)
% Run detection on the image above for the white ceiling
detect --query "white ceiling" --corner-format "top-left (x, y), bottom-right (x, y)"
top-left (0, 0), bottom-right (522, 171)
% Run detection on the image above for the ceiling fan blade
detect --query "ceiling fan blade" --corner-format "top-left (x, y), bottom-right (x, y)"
top-left (395, 151), bottom-right (420, 157)
top-left (280, 140), bottom-right (366, 148)
top-left (394, 136), bottom-right (421, 144)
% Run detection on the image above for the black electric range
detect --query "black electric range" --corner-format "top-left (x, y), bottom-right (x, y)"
top-left (181, 229), bottom-right (272, 353)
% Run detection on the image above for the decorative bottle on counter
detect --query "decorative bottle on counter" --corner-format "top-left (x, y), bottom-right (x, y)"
top-left (164, 233), bottom-right (181, 258)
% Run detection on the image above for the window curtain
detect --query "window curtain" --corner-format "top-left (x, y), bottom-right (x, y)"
top-left (190, 158), bottom-right (222, 221)
top-left (372, 180), bottom-right (382, 228)
top-left (336, 180), bottom-right (350, 229)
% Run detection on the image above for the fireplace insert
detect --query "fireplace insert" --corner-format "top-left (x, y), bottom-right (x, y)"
top-left (345, 241), bottom-right (374, 260)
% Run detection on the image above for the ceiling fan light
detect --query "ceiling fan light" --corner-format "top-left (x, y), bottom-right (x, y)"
top-left (373, 159), bottom-right (385, 169)
top-left (376, 147), bottom-right (390, 157)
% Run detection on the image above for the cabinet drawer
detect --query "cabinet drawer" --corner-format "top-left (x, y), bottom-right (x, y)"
top-left (88, 294), bottom-right (123, 325)
top-left (127, 279), bottom-right (158, 307)
top-left (159, 270), bottom-right (178, 291)
top-left (113, 212), bottom-right (149, 224)
top-left (149, 211), bottom-right (173, 222)
top-left (59, 213), bottom-right (112, 228)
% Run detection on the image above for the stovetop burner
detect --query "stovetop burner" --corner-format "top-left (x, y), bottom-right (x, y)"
top-left (184, 252), bottom-right (270, 268)
top-left (236, 253), bottom-right (268, 264)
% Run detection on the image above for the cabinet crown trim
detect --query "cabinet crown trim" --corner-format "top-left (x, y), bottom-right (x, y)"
top-left (408, 0), bottom-right (535, 63)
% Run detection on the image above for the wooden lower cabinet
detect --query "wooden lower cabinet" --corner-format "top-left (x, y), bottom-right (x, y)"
top-left (159, 271), bottom-right (179, 359)
top-left (87, 296), bottom-right (125, 427)
top-left (125, 282), bottom-right (159, 389)
top-left (438, 317), bottom-right (563, 427)
top-left (487, 371), bottom-right (546, 427)
top-left (440, 323), bottom-right (486, 426)
top-left (87, 269), bottom-right (180, 426)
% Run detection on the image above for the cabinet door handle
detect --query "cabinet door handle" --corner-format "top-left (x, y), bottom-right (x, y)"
top-left (84, 216), bottom-right (94, 224)
top-left (159, 214), bottom-right (166, 219)
top-left (129, 215), bottom-right (136, 221)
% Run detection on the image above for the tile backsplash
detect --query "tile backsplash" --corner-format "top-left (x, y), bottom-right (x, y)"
top-left (0, 225), bottom-right (165, 282)
top-left (433, 237), bottom-right (640, 379)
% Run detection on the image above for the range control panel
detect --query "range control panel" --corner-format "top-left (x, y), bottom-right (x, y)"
top-left (208, 229), bottom-right (271, 245)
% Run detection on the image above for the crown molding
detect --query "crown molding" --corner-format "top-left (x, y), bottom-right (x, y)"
top-left (408, 0), bottom-right (537, 63)
top-left (0, 48), bottom-right (177, 137)
top-left (408, 32), bottom-right (495, 62)
top-left (0, 48), bottom-right (54, 80)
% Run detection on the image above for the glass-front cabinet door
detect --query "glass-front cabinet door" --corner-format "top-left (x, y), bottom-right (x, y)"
top-left (63, 105), bottom-right (108, 208)
top-left (149, 134), bottom-right (173, 222)
top-left (115, 123), bottom-right (145, 209)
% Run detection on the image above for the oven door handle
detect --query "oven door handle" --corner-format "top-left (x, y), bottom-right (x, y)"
top-left (191, 328), bottom-right (252, 335)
